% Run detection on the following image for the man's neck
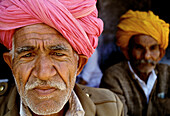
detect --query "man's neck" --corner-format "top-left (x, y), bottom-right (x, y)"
top-left (32, 103), bottom-right (68, 116)
top-left (128, 61), bottom-right (151, 83)
top-left (132, 68), bottom-right (151, 83)
top-left (136, 72), bottom-right (151, 83)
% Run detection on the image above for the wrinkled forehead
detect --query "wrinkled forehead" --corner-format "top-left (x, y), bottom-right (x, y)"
top-left (14, 23), bottom-right (61, 38)
top-left (13, 23), bottom-right (74, 50)
top-left (129, 34), bottom-right (159, 46)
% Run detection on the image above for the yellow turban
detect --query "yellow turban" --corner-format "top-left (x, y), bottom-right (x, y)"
top-left (116, 10), bottom-right (169, 54)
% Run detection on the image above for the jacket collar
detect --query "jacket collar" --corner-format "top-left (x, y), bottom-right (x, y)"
top-left (4, 86), bottom-right (20, 116)
top-left (4, 84), bottom-right (96, 116)
top-left (74, 84), bottom-right (96, 116)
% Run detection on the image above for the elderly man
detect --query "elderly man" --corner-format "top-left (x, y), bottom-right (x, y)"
top-left (0, 0), bottom-right (124, 116)
top-left (100, 10), bottom-right (170, 116)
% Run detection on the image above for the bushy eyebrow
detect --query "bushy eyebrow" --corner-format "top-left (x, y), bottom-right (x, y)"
top-left (48, 45), bottom-right (68, 51)
top-left (16, 44), bottom-right (69, 54)
top-left (134, 44), bottom-right (144, 47)
top-left (16, 46), bottom-right (35, 54)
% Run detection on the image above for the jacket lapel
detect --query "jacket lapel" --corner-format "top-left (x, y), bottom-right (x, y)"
top-left (4, 86), bottom-right (20, 116)
top-left (74, 84), bottom-right (96, 116)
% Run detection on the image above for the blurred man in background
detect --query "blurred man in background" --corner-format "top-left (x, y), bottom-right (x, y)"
top-left (100, 10), bottom-right (170, 116)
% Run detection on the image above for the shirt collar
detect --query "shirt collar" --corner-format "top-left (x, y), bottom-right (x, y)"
top-left (128, 61), bottom-right (157, 102)
top-left (20, 90), bottom-right (85, 116)
top-left (127, 61), bottom-right (157, 82)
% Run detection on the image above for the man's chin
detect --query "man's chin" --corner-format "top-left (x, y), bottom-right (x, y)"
top-left (30, 100), bottom-right (65, 115)
top-left (23, 90), bottom-right (70, 115)
top-left (137, 65), bottom-right (155, 74)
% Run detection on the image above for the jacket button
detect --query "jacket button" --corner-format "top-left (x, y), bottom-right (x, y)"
top-left (86, 93), bottom-right (90, 97)
top-left (0, 85), bottom-right (4, 91)
top-left (0, 82), bottom-right (8, 96)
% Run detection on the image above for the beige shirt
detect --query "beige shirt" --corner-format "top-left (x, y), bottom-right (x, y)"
top-left (20, 91), bottom-right (85, 116)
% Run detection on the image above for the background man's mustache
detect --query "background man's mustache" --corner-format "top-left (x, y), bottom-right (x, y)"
top-left (136, 59), bottom-right (156, 65)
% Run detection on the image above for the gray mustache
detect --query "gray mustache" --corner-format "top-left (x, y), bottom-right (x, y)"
top-left (25, 78), bottom-right (66, 91)
top-left (136, 59), bottom-right (156, 65)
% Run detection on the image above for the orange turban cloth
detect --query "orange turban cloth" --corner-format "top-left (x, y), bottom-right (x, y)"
top-left (0, 0), bottom-right (103, 58)
top-left (116, 10), bottom-right (169, 54)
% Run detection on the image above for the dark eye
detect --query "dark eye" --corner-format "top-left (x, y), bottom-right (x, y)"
top-left (51, 52), bottom-right (64, 56)
top-left (150, 45), bottom-right (159, 51)
top-left (134, 44), bottom-right (143, 50)
top-left (22, 53), bottom-right (33, 58)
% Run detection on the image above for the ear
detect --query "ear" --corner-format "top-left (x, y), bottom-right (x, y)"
top-left (3, 52), bottom-right (13, 69)
top-left (122, 48), bottom-right (130, 60)
top-left (76, 55), bottom-right (88, 76)
top-left (157, 48), bottom-right (165, 62)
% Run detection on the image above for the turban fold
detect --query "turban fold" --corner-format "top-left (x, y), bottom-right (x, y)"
top-left (0, 0), bottom-right (103, 58)
top-left (116, 10), bottom-right (169, 53)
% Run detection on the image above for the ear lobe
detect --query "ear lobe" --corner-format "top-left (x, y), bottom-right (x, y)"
top-left (3, 52), bottom-right (13, 69)
top-left (158, 48), bottom-right (165, 62)
top-left (76, 55), bottom-right (88, 76)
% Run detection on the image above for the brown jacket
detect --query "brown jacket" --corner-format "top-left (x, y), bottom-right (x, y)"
top-left (100, 61), bottom-right (170, 116)
top-left (0, 83), bottom-right (124, 116)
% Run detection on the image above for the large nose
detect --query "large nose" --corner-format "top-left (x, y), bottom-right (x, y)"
top-left (33, 55), bottom-right (57, 80)
top-left (144, 49), bottom-right (151, 60)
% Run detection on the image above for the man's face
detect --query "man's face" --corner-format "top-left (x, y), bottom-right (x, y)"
top-left (129, 35), bottom-right (162, 74)
top-left (7, 24), bottom-right (80, 115)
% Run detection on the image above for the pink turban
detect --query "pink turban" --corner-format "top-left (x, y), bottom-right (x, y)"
top-left (0, 0), bottom-right (103, 58)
